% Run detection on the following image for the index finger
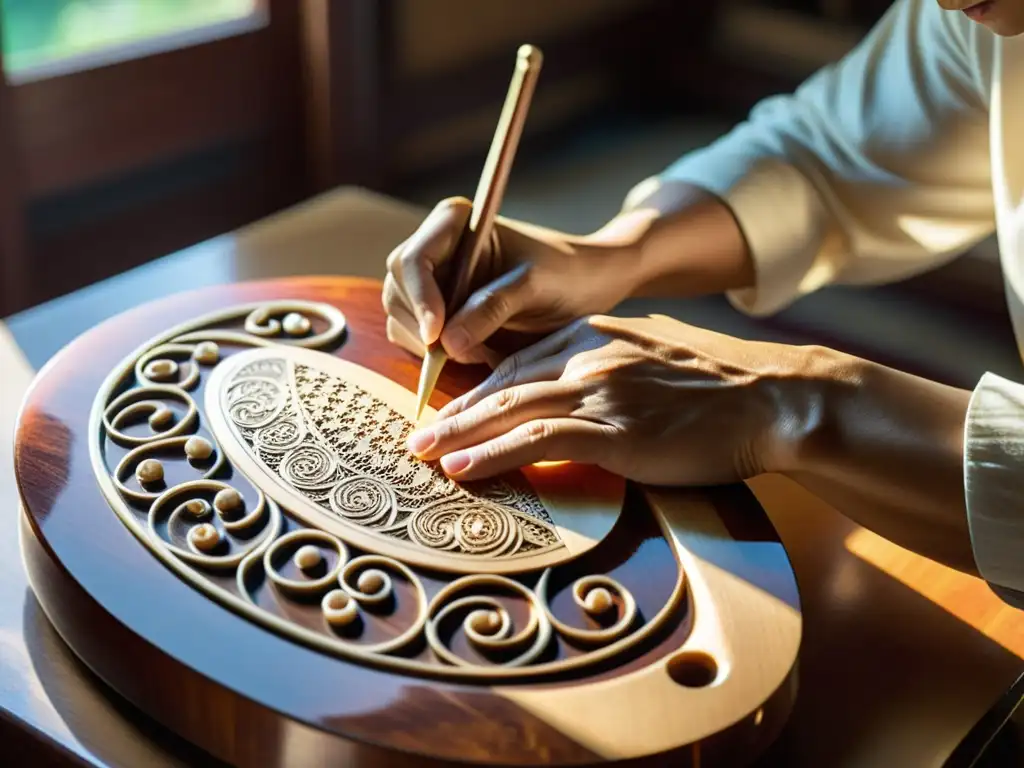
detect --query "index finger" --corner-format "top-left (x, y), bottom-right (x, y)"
top-left (397, 198), bottom-right (472, 344)
top-left (439, 321), bottom-right (582, 418)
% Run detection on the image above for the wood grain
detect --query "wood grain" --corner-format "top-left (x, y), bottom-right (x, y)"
top-left (5, 185), bottom-right (1024, 767)
top-left (14, 277), bottom-right (797, 766)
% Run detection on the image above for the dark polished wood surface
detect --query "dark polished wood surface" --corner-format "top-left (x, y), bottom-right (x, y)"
top-left (13, 276), bottom-right (795, 767)
top-left (1, 186), bottom-right (1022, 767)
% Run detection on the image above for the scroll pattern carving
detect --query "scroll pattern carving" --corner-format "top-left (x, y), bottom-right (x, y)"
top-left (223, 358), bottom-right (561, 559)
top-left (89, 301), bottom-right (684, 681)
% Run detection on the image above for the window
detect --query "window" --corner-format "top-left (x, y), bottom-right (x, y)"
top-left (0, 0), bottom-right (302, 317)
top-left (1, 0), bottom-right (263, 82)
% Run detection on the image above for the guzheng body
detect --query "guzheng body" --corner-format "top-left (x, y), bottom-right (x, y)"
top-left (13, 277), bottom-right (801, 767)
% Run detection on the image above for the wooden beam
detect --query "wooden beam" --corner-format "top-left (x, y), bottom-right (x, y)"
top-left (300, 0), bottom-right (389, 192)
top-left (0, 42), bottom-right (27, 317)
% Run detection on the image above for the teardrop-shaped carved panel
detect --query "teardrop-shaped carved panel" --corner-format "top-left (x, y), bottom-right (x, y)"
top-left (205, 346), bottom-right (625, 573)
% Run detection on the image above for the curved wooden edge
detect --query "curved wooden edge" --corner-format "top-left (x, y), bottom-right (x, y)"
top-left (495, 486), bottom-right (802, 762)
top-left (17, 507), bottom-right (472, 768)
top-left (22, 493), bottom-right (790, 768)
top-left (14, 278), bottom-right (801, 766)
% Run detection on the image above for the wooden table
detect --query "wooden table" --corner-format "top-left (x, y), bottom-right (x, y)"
top-left (2, 186), bottom-right (1022, 767)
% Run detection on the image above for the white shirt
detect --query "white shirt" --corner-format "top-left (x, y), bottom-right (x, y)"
top-left (658, 0), bottom-right (1024, 607)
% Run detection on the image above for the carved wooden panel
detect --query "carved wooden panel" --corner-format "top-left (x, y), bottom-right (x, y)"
top-left (29, 286), bottom-right (803, 764)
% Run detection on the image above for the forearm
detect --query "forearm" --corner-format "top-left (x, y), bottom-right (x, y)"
top-left (585, 179), bottom-right (757, 301)
top-left (776, 349), bottom-right (975, 573)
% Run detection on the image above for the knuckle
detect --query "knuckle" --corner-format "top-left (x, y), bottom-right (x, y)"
top-left (386, 317), bottom-right (420, 356)
top-left (398, 243), bottom-right (424, 273)
top-left (385, 245), bottom-right (403, 273)
top-left (491, 387), bottom-right (519, 417)
top-left (521, 420), bottom-right (552, 445)
top-left (434, 412), bottom-right (461, 441)
top-left (382, 287), bottom-right (410, 321)
top-left (381, 277), bottom-right (399, 311)
top-left (560, 351), bottom-right (591, 381)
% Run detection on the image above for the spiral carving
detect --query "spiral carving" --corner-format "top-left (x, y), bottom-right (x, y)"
top-left (92, 300), bottom-right (681, 682)
top-left (148, 479), bottom-right (281, 570)
top-left (237, 305), bottom-right (341, 348)
top-left (113, 435), bottom-right (226, 503)
top-left (244, 307), bottom-right (283, 337)
top-left (227, 378), bottom-right (284, 429)
top-left (253, 418), bottom-right (305, 454)
top-left (104, 386), bottom-right (199, 447)
top-left (407, 503), bottom-right (522, 557)
top-left (337, 555), bottom-right (429, 654)
top-left (264, 529), bottom-right (348, 595)
top-left (455, 506), bottom-right (522, 556)
top-left (279, 444), bottom-right (337, 489)
top-left (426, 575), bottom-right (552, 668)
top-left (539, 573), bottom-right (639, 646)
top-left (329, 476), bottom-right (397, 527)
top-left (406, 507), bottom-right (456, 550)
top-left (135, 344), bottom-right (202, 390)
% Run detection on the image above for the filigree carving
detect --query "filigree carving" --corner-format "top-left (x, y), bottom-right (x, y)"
top-left (218, 358), bottom-right (562, 561)
top-left (90, 301), bottom-right (670, 682)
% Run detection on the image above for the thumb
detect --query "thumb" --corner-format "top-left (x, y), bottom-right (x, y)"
top-left (440, 263), bottom-right (534, 361)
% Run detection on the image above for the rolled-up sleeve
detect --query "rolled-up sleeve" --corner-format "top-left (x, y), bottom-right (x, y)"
top-left (964, 373), bottom-right (1024, 608)
top-left (657, 0), bottom-right (996, 316)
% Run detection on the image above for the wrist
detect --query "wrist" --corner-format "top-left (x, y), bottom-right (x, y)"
top-left (755, 343), bottom-right (865, 476)
top-left (578, 209), bottom-right (655, 300)
top-left (587, 180), bottom-right (755, 301)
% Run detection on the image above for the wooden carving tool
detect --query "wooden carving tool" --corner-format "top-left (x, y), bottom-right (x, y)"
top-left (414, 44), bottom-right (543, 421)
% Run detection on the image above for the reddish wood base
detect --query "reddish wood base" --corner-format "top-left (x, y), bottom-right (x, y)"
top-left (14, 277), bottom-right (797, 766)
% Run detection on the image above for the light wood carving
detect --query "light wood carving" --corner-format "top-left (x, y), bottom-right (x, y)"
top-left (205, 345), bottom-right (625, 573)
top-left (84, 299), bottom-right (802, 760)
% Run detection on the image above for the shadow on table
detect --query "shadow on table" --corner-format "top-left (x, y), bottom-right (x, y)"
top-left (751, 476), bottom-right (1024, 767)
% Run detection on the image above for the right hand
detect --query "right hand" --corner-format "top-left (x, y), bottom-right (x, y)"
top-left (382, 197), bottom-right (636, 365)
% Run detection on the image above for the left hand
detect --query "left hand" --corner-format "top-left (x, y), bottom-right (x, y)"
top-left (406, 314), bottom-right (825, 485)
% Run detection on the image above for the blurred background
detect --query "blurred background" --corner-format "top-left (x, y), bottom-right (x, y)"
top-left (0, 0), bottom-right (1018, 385)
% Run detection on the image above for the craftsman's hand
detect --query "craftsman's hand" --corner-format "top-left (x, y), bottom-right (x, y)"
top-left (382, 197), bottom-right (636, 364)
top-left (406, 314), bottom-right (832, 485)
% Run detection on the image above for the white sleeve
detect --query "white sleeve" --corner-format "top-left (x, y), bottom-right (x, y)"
top-left (658, 0), bottom-right (996, 316)
top-left (964, 374), bottom-right (1024, 609)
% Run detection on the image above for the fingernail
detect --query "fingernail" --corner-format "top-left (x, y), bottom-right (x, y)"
top-left (444, 327), bottom-right (472, 358)
top-left (407, 429), bottom-right (435, 455)
top-left (440, 451), bottom-right (471, 475)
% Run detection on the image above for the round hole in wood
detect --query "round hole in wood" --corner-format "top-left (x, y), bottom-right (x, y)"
top-left (666, 651), bottom-right (718, 688)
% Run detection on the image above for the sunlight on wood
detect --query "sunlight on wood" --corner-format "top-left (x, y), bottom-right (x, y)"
top-left (844, 527), bottom-right (1024, 658)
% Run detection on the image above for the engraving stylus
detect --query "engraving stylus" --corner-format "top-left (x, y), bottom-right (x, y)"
top-left (414, 44), bottom-right (543, 422)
